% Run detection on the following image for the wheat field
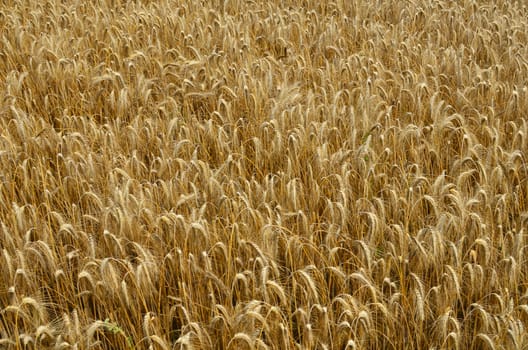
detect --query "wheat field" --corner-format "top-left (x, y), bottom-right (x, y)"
top-left (1, 0), bottom-right (528, 349)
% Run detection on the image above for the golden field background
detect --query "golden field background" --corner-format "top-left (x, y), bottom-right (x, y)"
top-left (1, 0), bottom-right (528, 348)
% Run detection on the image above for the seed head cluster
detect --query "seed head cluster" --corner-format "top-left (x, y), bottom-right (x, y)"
top-left (1, 0), bottom-right (528, 349)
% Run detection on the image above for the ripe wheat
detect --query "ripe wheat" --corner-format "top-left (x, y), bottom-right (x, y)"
top-left (1, 0), bottom-right (528, 349)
